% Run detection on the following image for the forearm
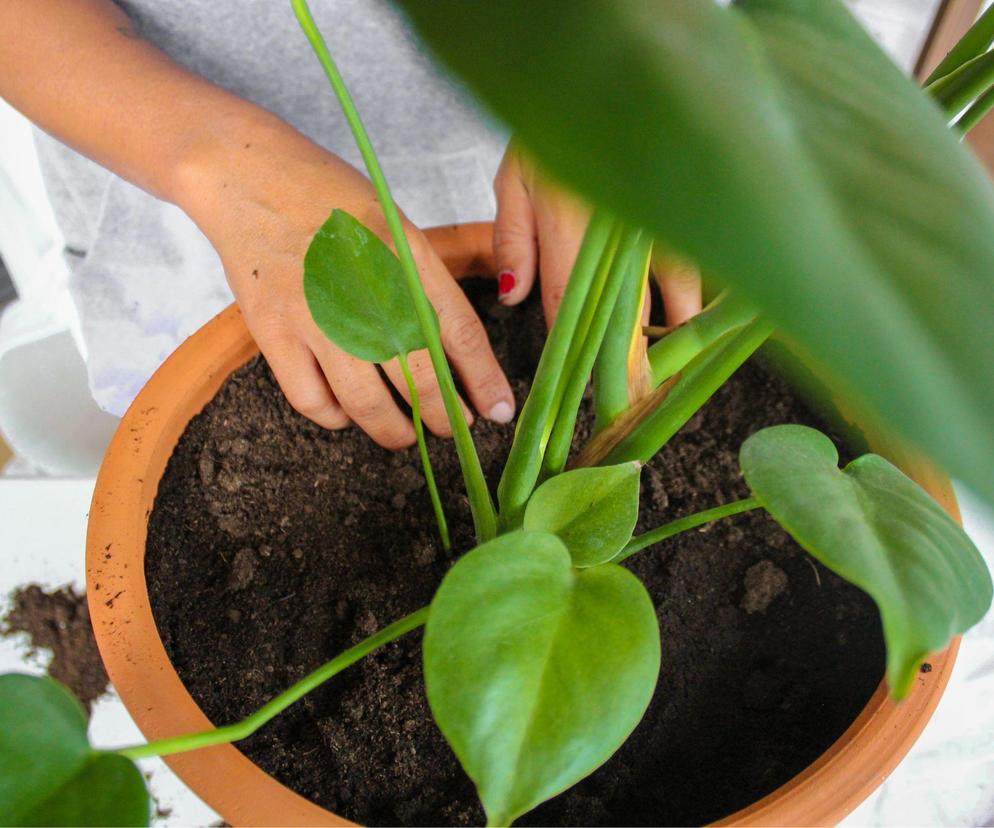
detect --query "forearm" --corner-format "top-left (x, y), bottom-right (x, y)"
top-left (0, 0), bottom-right (281, 207)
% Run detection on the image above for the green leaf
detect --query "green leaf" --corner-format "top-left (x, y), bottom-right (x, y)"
top-left (0, 674), bottom-right (150, 827)
top-left (394, 0), bottom-right (994, 507)
top-left (304, 208), bottom-right (426, 363)
top-left (523, 463), bottom-right (641, 566)
top-left (740, 426), bottom-right (993, 698)
top-left (424, 532), bottom-right (660, 826)
top-left (20, 754), bottom-right (150, 828)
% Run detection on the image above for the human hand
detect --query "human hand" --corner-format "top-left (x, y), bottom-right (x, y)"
top-left (492, 147), bottom-right (702, 327)
top-left (177, 113), bottom-right (515, 449)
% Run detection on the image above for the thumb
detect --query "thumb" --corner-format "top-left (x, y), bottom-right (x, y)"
top-left (493, 152), bottom-right (538, 306)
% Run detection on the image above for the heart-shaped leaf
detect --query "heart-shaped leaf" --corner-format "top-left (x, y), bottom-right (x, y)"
top-left (304, 208), bottom-right (426, 363)
top-left (424, 531), bottom-right (660, 826)
top-left (523, 463), bottom-right (641, 566)
top-left (394, 0), bottom-right (994, 509)
top-left (740, 425), bottom-right (992, 698)
top-left (0, 674), bottom-right (150, 827)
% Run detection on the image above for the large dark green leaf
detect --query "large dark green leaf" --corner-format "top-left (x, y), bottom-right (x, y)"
top-left (393, 0), bottom-right (994, 506)
top-left (424, 532), bottom-right (660, 826)
top-left (0, 674), bottom-right (150, 827)
top-left (740, 426), bottom-right (992, 698)
top-left (304, 208), bottom-right (425, 362)
top-left (522, 463), bottom-right (641, 566)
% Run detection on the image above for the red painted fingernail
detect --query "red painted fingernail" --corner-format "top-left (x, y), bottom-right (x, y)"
top-left (498, 270), bottom-right (516, 297)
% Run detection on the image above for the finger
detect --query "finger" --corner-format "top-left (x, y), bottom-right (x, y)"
top-left (312, 339), bottom-right (417, 450)
top-left (382, 348), bottom-right (474, 438)
top-left (534, 194), bottom-right (588, 327)
top-left (493, 152), bottom-right (538, 305)
top-left (653, 253), bottom-right (703, 327)
top-left (417, 243), bottom-right (516, 424)
top-left (255, 328), bottom-right (351, 430)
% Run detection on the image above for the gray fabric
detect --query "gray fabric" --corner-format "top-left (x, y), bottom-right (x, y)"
top-left (34, 0), bottom-right (506, 415)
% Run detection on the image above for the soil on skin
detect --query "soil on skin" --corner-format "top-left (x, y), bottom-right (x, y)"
top-left (3, 585), bottom-right (110, 712)
top-left (146, 280), bottom-right (885, 826)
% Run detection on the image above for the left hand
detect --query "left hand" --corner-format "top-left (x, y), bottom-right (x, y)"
top-left (492, 146), bottom-right (702, 328)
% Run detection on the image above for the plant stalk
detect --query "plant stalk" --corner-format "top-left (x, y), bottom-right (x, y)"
top-left (544, 224), bottom-right (624, 442)
top-left (593, 234), bottom-right (652, 430)
top-left (613, 497), bottom-right (760, 563)
top-left (541, 226), bottom-right (639, 478)
top-left (291, 0), bottom-right (496, 541)
top-left (924, 4), bottom-right (994, 86)
top-left (647, 291), bottom-right (756, 386)
top-left (497, 210), bottom-right (615, 528)
top-left (926, 49), bottom-right (994, 119)
top-left (956, 84), bottom-right (994, 135)
top-left (399, 352), bottom-right (450, 550)
top-left (115, 607), bottom-right (429, 761)
top-left (580, 317), bottom-right (774, 467)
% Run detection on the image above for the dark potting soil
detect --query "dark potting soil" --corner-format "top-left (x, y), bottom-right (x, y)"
top-left (146, 280), bottom-right (885, 826)
top-left (2, 585), bottom-right (110, 712)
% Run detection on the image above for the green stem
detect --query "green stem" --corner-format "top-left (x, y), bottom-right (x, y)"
top-left (956, 84), bottom-right (994, 134)
top-left (291, 0), bottom-right (495, 542)
top-left (542, 227), bottom-right (642, 478)
top-left (927, 49), bottom-right (994, 118)
top-left (593, 235), bottom-right (652, 431)
top-left (924, 4), bottom-right (994, 86)
top-left (399, 353), bottom-right (450, 550)
top-left (545, 224), bottom-right (624, 441)
top-left (647, 291), bottom-right (756, 386)
top-left (613, 497), bottom-right (760, 563)
top-left (596, 317), bottom-right (775, 466)
top-left (497, 210), bottom-right (615, 529)
top-left (116, 607), bottom-right (429, 761)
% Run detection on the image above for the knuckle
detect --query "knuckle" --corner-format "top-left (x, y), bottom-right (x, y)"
top-left (284, 385), bottom-right (329, 419)
top-left (471, 366), bottom-right (505, 400)
top-left (492, 223), bottom-right (529, 256)
top-left (413, 373), bottom-right (442, 407)
top-left (250, 309), bottom-right (292, 346)
top-left (445, 313), bottom-right (487, 356)
top-left (347, 387), bottom-right (388, 423)
top-left (405, 354), bottom-right (443, 407)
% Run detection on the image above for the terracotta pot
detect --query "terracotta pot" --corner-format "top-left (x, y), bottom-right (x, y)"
top-left (88, 222), bottom-right (961, 828)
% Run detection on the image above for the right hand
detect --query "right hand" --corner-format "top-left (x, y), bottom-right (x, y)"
top-left (175, 114), bottom-right (516, 450)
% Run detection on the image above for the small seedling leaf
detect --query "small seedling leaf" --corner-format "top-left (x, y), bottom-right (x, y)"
top-left (424, 531), bottom-right (660, 826)
top-left (0, 674), bottom-right (150, 827)
top-left (304, 209), bottom-right (426, 363)
top-left (523, 463), bottom-right (641, 566)
top-left (740, 425), bottom-right (992, 698)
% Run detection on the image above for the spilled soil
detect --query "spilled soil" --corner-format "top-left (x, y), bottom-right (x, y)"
top-left (3, 584), bottom-right (109, 712)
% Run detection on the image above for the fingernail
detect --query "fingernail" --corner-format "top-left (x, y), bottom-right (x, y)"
top-left (487, 400), bottom-right (515, 424)
top-left (498, 270), bottom-right (516, 300)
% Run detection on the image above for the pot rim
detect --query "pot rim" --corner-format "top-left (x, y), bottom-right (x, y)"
top-left (87, 221), bottom-right (960, 828)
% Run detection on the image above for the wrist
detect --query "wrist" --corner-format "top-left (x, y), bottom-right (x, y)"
top-left (165, 99), bottom-right (289, 225)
